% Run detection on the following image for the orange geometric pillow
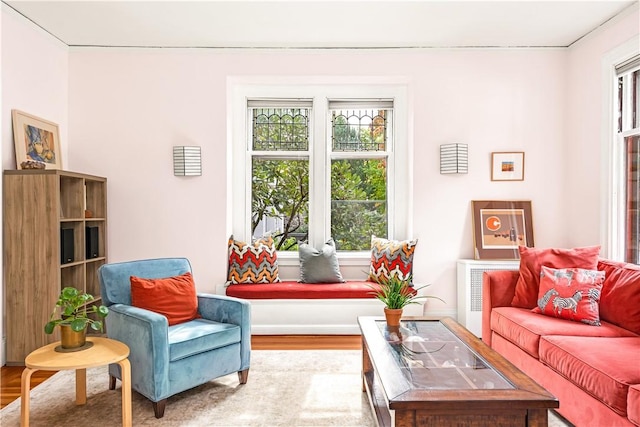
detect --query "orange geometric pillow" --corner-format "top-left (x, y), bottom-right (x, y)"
top-left (130, 272), bottom-right (199, 326)
top-left (227, 235), bottom-right (281, 284)
top-left (368, 235), bottom-right (417, 283)
top-left (511, 245), bottom-right (601, 308)
top-left (532, 266), bottom-right (605, 326)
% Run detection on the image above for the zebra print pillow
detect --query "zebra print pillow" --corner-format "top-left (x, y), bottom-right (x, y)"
top-left (533, 266), bottom-right (605, 326)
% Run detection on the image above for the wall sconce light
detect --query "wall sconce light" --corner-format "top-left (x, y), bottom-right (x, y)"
top-left (173, 146), bottom-right (201, 176)
top-left (440, 143), bottom-right (468, 174)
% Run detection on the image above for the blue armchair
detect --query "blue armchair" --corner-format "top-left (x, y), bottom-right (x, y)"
top-left (97, 258), bottom-right (251, 418)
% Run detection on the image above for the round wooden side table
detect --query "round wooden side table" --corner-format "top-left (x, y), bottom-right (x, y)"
top-left (20, 337), bottom-right (131, 427)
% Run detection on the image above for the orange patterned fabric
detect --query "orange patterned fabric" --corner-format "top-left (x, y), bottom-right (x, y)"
top-left (227, 235), bottom-right (281, 284)
top-left (368, 235), bottom-right (417, 283)
top-left (130, 272), bottom-right (199, 326)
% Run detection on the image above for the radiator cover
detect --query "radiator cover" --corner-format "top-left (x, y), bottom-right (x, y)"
top-left (456, 259), bottom-right (520, 337)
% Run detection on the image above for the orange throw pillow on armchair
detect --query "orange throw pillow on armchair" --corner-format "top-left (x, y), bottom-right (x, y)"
top-left (130, 272), bottom-right (199, 326)
top-left (511, 245), bottom-right (601, 309)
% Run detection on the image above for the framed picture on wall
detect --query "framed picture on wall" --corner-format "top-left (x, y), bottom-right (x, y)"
top-left (491, 152), bottom-right (524, 181)
top-left (12, 109), bottom-right (62, 170)
top-left (471, 200), bottom-right (534, 260)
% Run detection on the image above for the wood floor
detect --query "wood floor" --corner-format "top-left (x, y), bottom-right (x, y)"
top-left (0, 335), bottom-right (361, 409)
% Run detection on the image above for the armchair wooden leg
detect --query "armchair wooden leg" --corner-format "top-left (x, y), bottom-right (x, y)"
top-left (238, 369), bottom-right (249, 384)
top-left (109, 375), bottom-right (116, 390)
top-left (153, 399), bottom-right (167, 418)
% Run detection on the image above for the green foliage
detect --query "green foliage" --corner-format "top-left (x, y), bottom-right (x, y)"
top-left (331, 159), bottom-right (387, 250)
top-left (369, 275), bottom-right (444, 309)
top-left (44, 287), bottom-right (109, 334)
top-left (251, 159), bottom-right (309, 250)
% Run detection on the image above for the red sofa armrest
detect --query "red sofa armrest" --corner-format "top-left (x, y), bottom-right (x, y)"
top-left (481, 270), bottom-right (519, 346)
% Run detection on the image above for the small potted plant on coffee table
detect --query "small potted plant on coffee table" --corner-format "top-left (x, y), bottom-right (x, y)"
top-left (44, 286), bottom-right (109, 350)
top-left (369, 275), bottom-right (443, 326)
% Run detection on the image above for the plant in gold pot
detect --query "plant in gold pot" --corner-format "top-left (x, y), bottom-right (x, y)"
top-left (369, 275), bottom-right (443, 326)
top-left (44, 287), bottom-right (109, 349)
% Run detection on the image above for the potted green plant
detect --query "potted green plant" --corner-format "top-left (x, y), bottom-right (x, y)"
top-left (44, 287), bottom-right (109, 349)
top-left (369, 275), bottom-right (444, 326)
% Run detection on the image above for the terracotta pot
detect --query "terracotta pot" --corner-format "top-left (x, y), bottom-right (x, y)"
top-left (60, 324), bottom-right (87, 349)
top-left (384, 308), bottom-right (403, 327)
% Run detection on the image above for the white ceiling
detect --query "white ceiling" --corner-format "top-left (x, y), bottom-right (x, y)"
top-left (3, 0), bottom-right (638, 49)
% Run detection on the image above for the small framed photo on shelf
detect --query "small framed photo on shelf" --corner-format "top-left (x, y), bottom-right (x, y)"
top-left (471, 200), bottom-right (534, 260)
top-left (491, 152), bottom-right (524, 181)
top-left (12, 109), bottom-right (62, 170)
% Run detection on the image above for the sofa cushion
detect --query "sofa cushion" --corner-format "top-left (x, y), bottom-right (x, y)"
top-left (227, 235), bottom-right (281, 284)
top-left (491, 307), bottom-right (637, 359)
top-left (226, 280), bottom-right (379, 299)
top-left (130, 272), bottom-right (199, 326)
top-left (168, 318), bottom-right (241, 362)
top-left (597, 259), bottom-right (640, 335)
top-left (539, 336), bottom-right (640, 417)
top-left (511, 245), bottom-right (601, 309)
top-left (533, 266), bottom-right (604, 326)
top-left (299, 238), bottom-right (345, 283)
top-left (628, 384), bottom-right (640, 426)
top-left (368, 235), bottom-right (417, 283)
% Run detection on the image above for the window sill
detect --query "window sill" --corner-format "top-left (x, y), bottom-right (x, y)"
top-left (277, 251), bottom-right (371, 267)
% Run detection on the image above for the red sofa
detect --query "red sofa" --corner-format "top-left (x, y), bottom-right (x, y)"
top-left (482, 259), bottom-right (640, 427)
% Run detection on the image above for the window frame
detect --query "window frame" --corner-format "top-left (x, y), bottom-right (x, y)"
top-left (602, 38), bottom-right (640, 261)
top-left (228, 77), bottom-right (411, 267)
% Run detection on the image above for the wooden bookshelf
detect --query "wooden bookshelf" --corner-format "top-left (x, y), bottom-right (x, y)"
top-left (3, 170), bottom-right (107, 365)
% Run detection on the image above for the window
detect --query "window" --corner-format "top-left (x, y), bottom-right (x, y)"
top-left (614, 55), bottom-right (640, 263)
top-left (329, 102), bottom-right (392, 250)
top-left (249, 101), bottom-right (311, 251)
top-left (249, 100), bottom-right (393, 251)
top-left (229, 80), bottom-right (410, 261)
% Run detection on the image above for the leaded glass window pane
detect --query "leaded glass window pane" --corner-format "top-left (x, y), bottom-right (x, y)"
top-left (331, 159), bottom-right (387, 250)
top-left (252, 108), bottom-right (309, 151)
top-left (252, 158), bottom-right (309, 251)
top-left (331, 109), bottom-right (389, 152)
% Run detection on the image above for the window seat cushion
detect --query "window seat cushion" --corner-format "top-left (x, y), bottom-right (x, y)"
top-left (226, 280), bottom-right (384, 299)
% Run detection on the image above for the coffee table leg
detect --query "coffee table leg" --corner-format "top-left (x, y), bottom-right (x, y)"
top-left (526, 409), bottom-right (548, 427)
top-left (118, 358), bottom-right (132, 426)
top-left (20, 367), bottom-right (36, 427)
top-left (75, 368), bottom-right (87, 405)
top-left (362, 341), bottom-right (372, 392)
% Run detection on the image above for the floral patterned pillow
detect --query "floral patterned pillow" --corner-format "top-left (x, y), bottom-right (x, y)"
top-left (532, 266), bottom-right (605, 326)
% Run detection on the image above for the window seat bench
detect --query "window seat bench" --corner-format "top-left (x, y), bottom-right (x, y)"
top-left (218, 280), bottom-right (424, 335)
top-left (226, 280), bottom-right (382, 299)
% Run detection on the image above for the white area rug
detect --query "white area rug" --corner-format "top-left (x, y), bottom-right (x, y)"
top-left (2, 350), bottom-right (373, 427)
top-left (1, 349), bottom-right (571, 426)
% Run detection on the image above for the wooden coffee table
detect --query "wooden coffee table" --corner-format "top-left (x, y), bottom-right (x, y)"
top-left (358, 316), bottom-right (558, 427)
top-left (20, 337), bottom-right (131, 427)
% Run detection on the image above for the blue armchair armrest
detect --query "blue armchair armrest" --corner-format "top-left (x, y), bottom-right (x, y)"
top-left (197, 293), bottom-right (251, 370)
top-left (106, 304), bottom-right (170, 401)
